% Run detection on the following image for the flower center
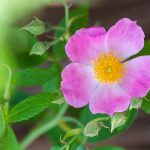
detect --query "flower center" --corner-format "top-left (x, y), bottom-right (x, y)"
top-left (93, 51), bottom-right (125, 83)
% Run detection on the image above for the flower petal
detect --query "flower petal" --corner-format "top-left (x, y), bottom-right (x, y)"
top-left (65, 27), bottom-right (106, 64)
top-left (61, 63), bottom-right (98, 108)
top-left (120, 56), bottom-right (150, 97)
top-left (89, 84), bottom-right (131, 116)
top-left (106, 18), bottom-right (145, 59)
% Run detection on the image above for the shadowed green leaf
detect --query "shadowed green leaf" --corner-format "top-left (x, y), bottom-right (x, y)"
top-left (42, 63), bottom-right (62, 93)
top-left (12, 67), bottom-right (52, 86)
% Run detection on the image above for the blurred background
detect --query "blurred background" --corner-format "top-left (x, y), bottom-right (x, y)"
top-left (1, 0), bottom-right (150, 150)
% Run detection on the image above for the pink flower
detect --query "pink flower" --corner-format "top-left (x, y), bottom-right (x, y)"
top-left (61, 18), bottom-right (150, 116)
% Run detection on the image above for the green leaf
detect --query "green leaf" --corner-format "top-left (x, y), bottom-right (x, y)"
top-left (30, 41), bottom-right (50, 56)
top-left (42, 77), bottom-right (60, 92)
top-left (137, 40), bottom-right (150, 56)
top-left (0, 106), bottom-right (6, 137)
top-left (129, 98), bottom-right (143, 110)
top-left (111, 113), bottom-right (126, 133)
top-left (64, 128), bottom-right (81, 140)
top-left (52, 96), bottom-right (65, 105)
top-left (142, 97), bottom-right (150, 114)
top-left (84, 118), bottom-right (108, 137)
top-left (21, 17), bottom-right (47, 36)
top-left (0, 126), bottom-right (20, 150)
top-left (79, 106), bottom-right (137, 143)
top-left (12, 67), bottom-right (52, 86)
top-left (30, 38), bottom-right (63, 56)
top-left (94, 146), bottom-right (125, 150)
top-left (7, 92), bottom-right (57, 123)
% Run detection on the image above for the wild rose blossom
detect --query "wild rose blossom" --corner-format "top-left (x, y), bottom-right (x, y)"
top-left (61, 18), bottom-right (150, 116)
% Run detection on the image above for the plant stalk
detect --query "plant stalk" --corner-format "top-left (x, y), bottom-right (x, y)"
top-left (20, 103), bottom-right (68, 150)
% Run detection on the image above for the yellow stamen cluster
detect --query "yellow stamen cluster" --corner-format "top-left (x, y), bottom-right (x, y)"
top-left (93, 51), bottom-right (125, 83)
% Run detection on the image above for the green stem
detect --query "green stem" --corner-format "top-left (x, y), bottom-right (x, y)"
top-left (0, 105), bottom-right (6, 136)
top-left (63, 1), bottom-right (69, 29)
top-left (3, 64), bottom-right (12, 101)
top-left (0, 63), bottom-right (12, 101)
top-left (60, 134), bottom-right (79, 150)
top-left (20, 103), bottom-right (68, 150)
top-left (63, 0), bottom-right (70, 41)
top-left (63, 116), bottom-right (84, 128)
top-left (51, 26), bottom-right (66, 31)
